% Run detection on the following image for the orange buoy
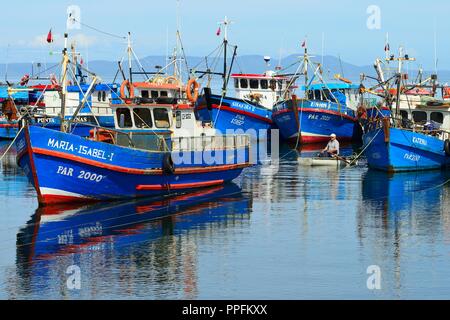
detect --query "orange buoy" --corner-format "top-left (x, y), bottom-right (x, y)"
top-left (186, 79), bottom-right (199, 103)
top-left (120, 80), bottom-right (134, 101)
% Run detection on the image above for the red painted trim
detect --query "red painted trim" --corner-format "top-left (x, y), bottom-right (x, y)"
top-left (41, 194), bottom-right (97, 205)
top-left (25, 127), bottom-right (43, 203)
top-left (273, 107), bottom-right (356, 121)
top-left (32, 147), bottom-right (249, 175)
top-left (230, 73), bottom-right (288, 79)
top-left (136, 179), bottom-right (224, 191)
top-left (288, 135), bottom-right (353, 144)
top-left (198, 103), bottom-right (273, 124)
top-left (0, 123), bottom-right (19, 128)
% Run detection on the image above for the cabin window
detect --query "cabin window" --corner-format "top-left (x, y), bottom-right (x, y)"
top-left (250, 79), bottom-right (259, 89)
top-left (260, 80), bottom-right (268, 89)
top-left (176, 110), bottom-right (182, 128)
top-left (116, 108), bottom-right (133, 128)
top-left (153, 108), bottom-right (170, 128)
top-left (234, 78), bottom-right (239, 88)
top-left (97, 91), bottom-right (102, 101)
top-left (270, 80), bottom-right (277, 90)
top-left (160, 91), bottom-right (168, 97)
top-left (141, 90), bottom-right (149, 98)
top-left (400, 110), bottom-right (408, 119)
top-left (151, 90), bottom-right (159, 98)
top-left (412, 111), bottom-right (427, 123)
top-left (102, 91), bottom-right (106, 101)
top-left (133, 108), bottom-right (153, 128)
top-left (240, 79), bottom-right (248, 89)
top-left (430, 112), bottom-right (443, 124)
top-left (313, 90), bottom-right (324, 100)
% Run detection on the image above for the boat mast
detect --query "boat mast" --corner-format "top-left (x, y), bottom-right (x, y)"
top-left (127, 32), bottom-right (133, 84)
top-left (221, 16), bottom-right (231, 94)
top-left (60, 33), bottom-right (69, 132)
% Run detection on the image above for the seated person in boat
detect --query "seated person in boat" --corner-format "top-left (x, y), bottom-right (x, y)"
top-left (319, 133), bottom-right (339, 157)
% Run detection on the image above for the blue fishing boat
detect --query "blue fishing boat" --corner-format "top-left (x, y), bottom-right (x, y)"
top-left (271, 47), bottom-right (362, 145)
top-left (361, 51), bottom-right (450, 172)
top-left (194, 18), bottom-right (295, 137)
top-left (196, 72), bottom-right (293, 134)
top-left (272, 82), bottom-right (361, 144)
top-left (15, 38), bottom-right (250, 206)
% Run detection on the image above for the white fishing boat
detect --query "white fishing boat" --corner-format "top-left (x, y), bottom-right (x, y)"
top-left (298, 156), bottom-right (354, 167)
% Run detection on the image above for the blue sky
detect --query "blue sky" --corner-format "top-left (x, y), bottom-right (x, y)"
top-left (1, 0), bottom-right (449, 70)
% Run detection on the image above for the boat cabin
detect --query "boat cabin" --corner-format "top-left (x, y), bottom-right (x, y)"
top-left (42, 84), bottom-right (120, 116)
top-left (303, 83), bottom-right (361, 110)
top-left (231, 71), bottom-right (294, 109)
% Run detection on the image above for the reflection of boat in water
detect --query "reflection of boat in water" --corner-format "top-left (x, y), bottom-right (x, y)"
top-left (0, 140), bottom-right (19, 174)
top-left (17, 183), bottom-right (251, 263)
top-left (362, 170), bottom-right (450, 214)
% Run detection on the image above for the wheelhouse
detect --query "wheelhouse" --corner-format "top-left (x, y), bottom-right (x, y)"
top-left (303, 83), bottom-right (361, 110)
top-left (231, 71), bottom-right (294, 109)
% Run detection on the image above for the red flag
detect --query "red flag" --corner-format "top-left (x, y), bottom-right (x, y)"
top-left (216, 27), bottom-right (221, 36)
top-left (47, 29), bottom-right (53, 43)
top-left (384, 43), bottom-right (390, 51)
top-left (80, 56), bottom-right (84, 65)
top-left (301, 40), bottom-right (306, 48)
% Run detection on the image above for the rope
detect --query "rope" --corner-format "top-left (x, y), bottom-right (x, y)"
top-left (343, 128), bottom-right (382, 168)
top-left (71, 17), bottom-right (126, 40)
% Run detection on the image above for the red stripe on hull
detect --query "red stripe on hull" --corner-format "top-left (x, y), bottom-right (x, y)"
top-left (0, 124), bottom-right (18, 128)
top-left (198, 103), bottom-right (273, 124)
top-left (273, 108), bottom-right (357, 122)
top-left (41, 194), bottom-right (98, 205)
top-left (136, 179), bottom-right (224, 191)
top-left (32, 147), bottom-right (249, 175)
top-left (289, 135), bottom-right (353, 144)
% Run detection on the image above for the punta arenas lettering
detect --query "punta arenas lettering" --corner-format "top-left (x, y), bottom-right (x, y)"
top-left (47, 138), bottom-right (114, 161)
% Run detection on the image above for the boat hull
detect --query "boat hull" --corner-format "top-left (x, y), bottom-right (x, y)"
top-left (15, 126), bottom-right (250, 205)
top-left (0, 121), bottom-right (19, 139)
top-left (195, 94), bottom-right (273, 135)
top-left (363, 127), bottom-right (450, 172)
top-left (272, 100), bottom-right (358, 144)
top-left (298, 157), bottom-right (347, 167)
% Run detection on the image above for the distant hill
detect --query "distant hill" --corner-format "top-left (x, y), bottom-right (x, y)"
top-left (2, 54), bottom-right (450, 87)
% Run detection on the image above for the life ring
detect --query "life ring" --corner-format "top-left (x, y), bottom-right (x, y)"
top-left (444, 139), bottom-right (450, 156)
top-left (162, 152), bottom-right (175, 175)
top-left (120, 80), bottom-right (134, 101)
top-left (186, 79), bottom-right (199, 103)
top-left (164, 76), bottom-right (179, 85)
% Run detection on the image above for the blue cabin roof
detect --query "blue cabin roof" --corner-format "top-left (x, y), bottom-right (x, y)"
top-left (66, 83), bottom-right (119, 93)
top-left (302, 83), bottom-right (360, 91)
top-left (0, 86), bottom-right (29, 100)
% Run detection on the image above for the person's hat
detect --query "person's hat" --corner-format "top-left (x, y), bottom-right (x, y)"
top-left (330, 133), bottom-right (336, 138)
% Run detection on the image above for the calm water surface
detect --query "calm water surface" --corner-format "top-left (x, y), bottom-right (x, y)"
top-left (0, 140), bottom-right (449, 299)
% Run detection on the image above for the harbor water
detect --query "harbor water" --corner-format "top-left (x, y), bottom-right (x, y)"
top-left (0, 140), bottom-right (449, 299)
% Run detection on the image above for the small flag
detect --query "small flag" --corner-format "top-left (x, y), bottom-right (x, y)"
top-left (80, 56), bottom-right (84, 65)
top-left (47, 29), bottom-right (53, 43)
top-left (216, 27), bottom-right (221, 36)
top-left (384, 43), bottom-right (390, 51)
top-left (301, 40), bottom-right (306, 48)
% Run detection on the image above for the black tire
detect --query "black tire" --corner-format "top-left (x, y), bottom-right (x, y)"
top-left (162, 153), bottom-right (175, 175)
top-left (445, 139), bottom-right (450, 156)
